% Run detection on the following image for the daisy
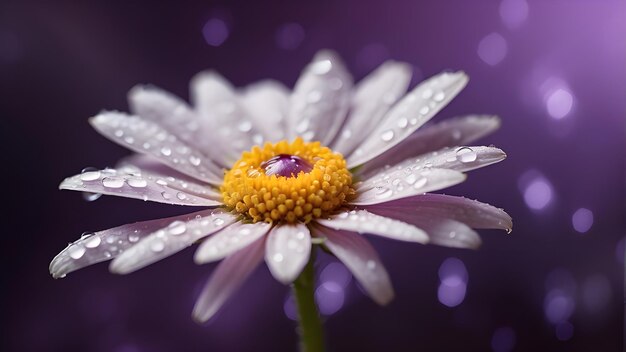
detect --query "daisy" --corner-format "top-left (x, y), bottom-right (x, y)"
top-left (50, 50), bottom-right (511, 347)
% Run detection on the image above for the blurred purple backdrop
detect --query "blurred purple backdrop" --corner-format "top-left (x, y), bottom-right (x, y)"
top-left (1, 0), bottom-right (624, 351)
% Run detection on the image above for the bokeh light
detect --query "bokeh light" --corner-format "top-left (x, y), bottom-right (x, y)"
top-left (519, 170), bottom-right (555, 211)
top-left (499, 0), bottom-right (529, 29)
top-left (477, 32), bottom-right (508, 66)
top-left (437, 258), bottom-right (468, 308)
top-left (202, 18), bottom-right (229, 47)
top-left (315, 282), bottom-right (345, 315)
top-left (320, 262), bottom-right (352, 288)
top-left (571, 208), bottom-right (593, 233)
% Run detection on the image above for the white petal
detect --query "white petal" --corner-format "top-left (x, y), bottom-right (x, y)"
top-left (315, 225), bottom-right (394, 305)
top-left (89, 111), bottom-right (223, 184)
top-left (49, 210), bottom-right (215, 278)
top-left (420, 218), bottom-right (481, 249)
top-left (316, 210), bottom-right (428, 244)
top-left (192, 236), bottom-right (265, 323)
top-left (194, 222), bottom-right (271, 264)
top-left (332, 61), bottom-right (411, 156)
top-left (109, 209), bottom-right (237, 274)
top-left (360, 115), bottom-right (501, 174)
top-left (127, 85), bottom-right (225, 163)
top-left (239, 80), bottom-right (289, 141)
top-left (352, 168), bottom-right (466, 205)
top-left (363, 194), bottom-right (512, 232)
top-left (287, 50), bottom-right (353, 145)
top-left (190, 71), bottom-right (265, 165)
top-left (359, 146), bottom-right (506, 179)
top-left (264, 224), bottom-right (311, 284)
top-left (59, 167), bottom-right (221, 206)
top-left (347, 71), bottom-right (469, 167)
top-left (116, 154), bottom-right (222, 201)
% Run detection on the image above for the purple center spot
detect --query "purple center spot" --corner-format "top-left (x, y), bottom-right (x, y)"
top-left (261, 154), bottom-right (312, 177)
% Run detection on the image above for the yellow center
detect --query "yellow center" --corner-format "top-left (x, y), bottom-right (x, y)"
top-left (221, 138), bottom-right (354, 224)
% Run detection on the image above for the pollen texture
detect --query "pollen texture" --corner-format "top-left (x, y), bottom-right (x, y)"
top-left (221, 138), bottom-right (354, 223)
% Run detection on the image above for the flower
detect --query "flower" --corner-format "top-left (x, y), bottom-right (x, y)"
top-left (50, 50), bottom-right (512, 323)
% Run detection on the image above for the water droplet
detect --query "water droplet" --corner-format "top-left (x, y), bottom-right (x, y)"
top-left (296, 119), bottom-right (310, 133)
top-left (124, 136), bottom-right (135, 144)
top-left (156, 179), bottom-right (168, 186)
top-left (421, 89), bottom-right (433, 99)
top-left (213, 218), bottom-right (225, 226)
top-left (150, 240), bottom-right (165, 252)
top-left (413, 176), bottom-right (428, 189)
top-left (176, 192), bottom-right (187, 200)
top-left (80, 170), bottom-right (101, 181)
top-left (449, 231), bottom-right (457, 239)
top-left (68, 245), bottom-right (86, 259)
top-left (433, 91), bottom-right (445, 102)
top-left (168, 221), bottom-right (187, 235)
top-left (456, 147), bottom-right (477, 163)
top-left (128, 233), bottom-right (140, 243)
top-left (189, 155), bottom-right (202, 166)
top-left (366, 260), bottom-right (377, 270)
top-left (419, 106), bottom-right (430, 115)
top-left (127, 178), bottom-right (147, 188)
top-left (160, 147), bottom-right (172, 156)
top-left (310, 59), bottom-right (332, 75)
top-left (397, 118), bottom-right (408, 128)
top-left (102, 177), bottom-right (124, 188)
top-left (307, 90), bottom-right (322, 103)
top-left (381, 130), bottom-right (394, 142)
top-left (142, 142), bottom-right (151, 149)
top-left (273, 253), bottom-right (284, 262)
top-left (85, 235), bottom-right (101, 248)
top-left (404, 174), bottom-right (417, 185)
top-left (82, 192), bottom-right (102, 202)
top-left (114, 129), bottom-right (124, 137)
top-left (238, 120), bottom-right (252, 132)
top-left (161, 191), bottom-right (171, 200)
top-left (374, 186), bottom-right (393, 199)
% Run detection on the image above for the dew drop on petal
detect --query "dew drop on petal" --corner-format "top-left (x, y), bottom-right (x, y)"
top-left (397, 118), bottom-right (408, 128)
top-left (176, 192), bottom-right (187, 200)
top-left (82, 192), bottom-right (102, 202)
top-left (161, 191), bottom-right (172, 200)
top-left (213, 218), bottom-right (225, 226)
top-left (68, 245), bottom-right (86, 259)
top-left (85, 235), bottom-right (101, 248)
top-left (150, 240), bottom-right (165, 252)
top-left (374, 186), bottom-right (393, 199)
top-left (413, 176), bottom-right (428, 189)
top-left (168, 221), bottom-right (187, 235)
top-left (273, 253), bottom-right (284, 262)
top-left (381, 129), bottom-right (394, 142)
top-left (456, 147), bottom-right (477, 163)
top-left (189, 155), bottom-right (202, 166)
top-left (102, 177), bottom-right (125, 188)
top-left (80, 170), bottom-right (101, 181)
top-left (310, 59), bottom-right (332, 75)
top-left (128, 233), bottom-right (140, 243)
top-left (160, 147), bottom-right (172, 156)
top-left (127, 178), bottom-right (147, 188)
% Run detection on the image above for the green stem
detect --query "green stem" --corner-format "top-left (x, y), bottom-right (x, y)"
top-left (292, 247), bottom-right (324, 352)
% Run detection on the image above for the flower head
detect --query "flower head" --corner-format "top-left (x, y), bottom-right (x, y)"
top-left (50, 50), bottom-right (512, 323)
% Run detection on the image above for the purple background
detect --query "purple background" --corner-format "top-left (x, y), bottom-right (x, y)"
top-left (1, 0), bottom-right (624, 351)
